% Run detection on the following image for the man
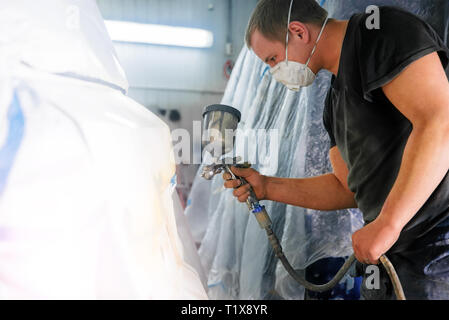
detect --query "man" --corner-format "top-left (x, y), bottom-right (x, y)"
top-left (223, 0), bottom-right (449, 299)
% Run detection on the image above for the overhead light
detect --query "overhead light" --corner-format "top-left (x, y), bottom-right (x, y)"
top-left (104, 20), bottom-right (214, 48)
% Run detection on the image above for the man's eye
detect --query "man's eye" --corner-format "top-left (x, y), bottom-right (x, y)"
top-left (270, 57), bottom-right (276, 62)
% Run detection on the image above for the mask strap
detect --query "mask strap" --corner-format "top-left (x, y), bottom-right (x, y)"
top-left (285, 0), bottom-right (294, 65)
top-left (306, 15), bottom-right (329, 66)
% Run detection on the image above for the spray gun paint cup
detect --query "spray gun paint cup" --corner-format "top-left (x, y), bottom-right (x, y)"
top-left (201, 104), bottom-right (241, 160)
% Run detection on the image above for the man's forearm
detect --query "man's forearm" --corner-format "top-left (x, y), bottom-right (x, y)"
top-left (378, 122), bottom-right (449, 231)
top-left (264, 174), bottom-right (357, 210)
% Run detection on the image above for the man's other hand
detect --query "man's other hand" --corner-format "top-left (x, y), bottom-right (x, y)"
top-left (352, 216), bottom-right (402, 265)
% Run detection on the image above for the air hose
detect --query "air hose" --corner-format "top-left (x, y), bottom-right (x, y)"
top-left (231, 168), bottom-right (406, 300)
top-left (266, 225), bottom-right (405, 299)
top-left (266, 226), bottom-right (357, 293)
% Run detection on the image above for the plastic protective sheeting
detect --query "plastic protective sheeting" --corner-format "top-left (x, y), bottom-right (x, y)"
top-left (172, 188), bottom-right (208, 289)
top-left (0, 0), bottom-right (129, 93)
top-left (0, 1), bottom-right (207, 299)
top-left (187, 0), bottom-right (449, 300)
top-left (184, 164), bottom-right (214, 246)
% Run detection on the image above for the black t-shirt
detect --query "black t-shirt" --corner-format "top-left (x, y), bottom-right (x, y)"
top-left (323, 6), bottom-right (449, 252)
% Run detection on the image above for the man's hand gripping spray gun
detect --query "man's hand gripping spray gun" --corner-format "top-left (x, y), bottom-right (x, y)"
top-left (202, 158), bottom-right (274, 232)
top-left (200, 105), bottom-right (274, 233)
top-left (199, 104), bottom-right (405, 299)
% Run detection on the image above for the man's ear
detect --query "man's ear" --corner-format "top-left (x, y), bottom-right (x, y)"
top-left (288, 21), bottom-right (310, 43)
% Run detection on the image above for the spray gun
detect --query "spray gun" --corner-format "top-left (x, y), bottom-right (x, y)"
top-left (201, 105), bottom-right (273, 231)
top-left (200, 104), bottom-right (405, 299)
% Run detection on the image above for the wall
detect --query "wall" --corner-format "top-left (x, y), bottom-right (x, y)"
top-left (96, 0), bottom-right (258, 134)
top-left (96, 0), bottom-right (258, 202)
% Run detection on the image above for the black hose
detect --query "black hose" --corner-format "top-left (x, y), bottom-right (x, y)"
top-left (265, 227), bottom-right (406, 299)
top-left (379, 255), bottom-right (406, 300)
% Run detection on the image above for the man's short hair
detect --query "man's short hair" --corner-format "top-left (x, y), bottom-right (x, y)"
top-left (245, 0), bottom-right (328, 48)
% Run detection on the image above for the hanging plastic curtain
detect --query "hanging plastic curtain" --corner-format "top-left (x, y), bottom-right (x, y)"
top-left (186, 0), bottom-right (449, 300)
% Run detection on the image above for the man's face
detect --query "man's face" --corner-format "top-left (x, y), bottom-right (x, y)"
top-left (250, 26), bottom-right (313, 69)
top-left (250, 29), bottom-right (286, 68)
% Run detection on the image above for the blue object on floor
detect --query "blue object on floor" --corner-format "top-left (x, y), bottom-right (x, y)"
top-left (305, 257), bottom-right (362, 300)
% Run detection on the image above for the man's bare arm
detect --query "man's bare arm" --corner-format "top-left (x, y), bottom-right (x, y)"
top-left (352, 51), bottom-right (449, 264)
top-left (377, 52), bottom-right (449, 231)
top-left (224, 147), bottom-right (357, 210)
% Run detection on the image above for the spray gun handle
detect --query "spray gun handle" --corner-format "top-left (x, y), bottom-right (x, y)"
top-left (225, 162), bottom-right (252, 189)
top-left (224, 165), bottom-right (272, 229)
top-left (224, 165), bottom-right (254, 198)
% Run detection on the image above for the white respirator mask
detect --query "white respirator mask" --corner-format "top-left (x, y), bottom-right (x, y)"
top-left (270, 0), bottom-right (329, 91)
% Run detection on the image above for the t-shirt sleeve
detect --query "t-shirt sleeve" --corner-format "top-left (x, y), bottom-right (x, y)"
top-left (356, 6), bottom-right (449, 101)
top-left (323, 88), bottom-right (336, 149)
